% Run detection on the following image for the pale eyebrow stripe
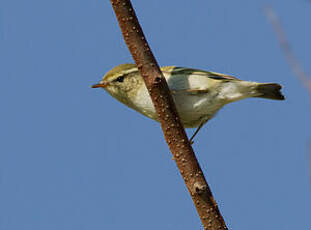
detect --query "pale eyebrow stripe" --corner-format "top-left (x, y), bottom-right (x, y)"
top-left (123, 67), bottom-right (140, 75)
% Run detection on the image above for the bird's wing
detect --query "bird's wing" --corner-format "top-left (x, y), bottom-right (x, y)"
top-left (161, 66), bottom-right (239, 81)
top-left (171, 88), bottom-right (210, 95)
top-left (201, 70), bottom-right (239, 81)
top-left (161, 66), bottom-right (239, 95)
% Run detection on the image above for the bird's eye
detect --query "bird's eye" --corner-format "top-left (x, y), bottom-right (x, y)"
top-left (116, 76), bottom-right (124, 83)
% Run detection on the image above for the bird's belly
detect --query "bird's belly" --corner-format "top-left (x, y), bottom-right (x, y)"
top-left (174, 94), bottom-right (223, 128)
top-left (132, 87), bottom-right (224, 128)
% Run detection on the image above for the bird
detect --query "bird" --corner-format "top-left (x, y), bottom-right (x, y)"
top-left (92, 64), bottom-right (285, 142)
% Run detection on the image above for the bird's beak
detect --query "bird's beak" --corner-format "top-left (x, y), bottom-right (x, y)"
top-left (91, 82), bottom-right (108, 88)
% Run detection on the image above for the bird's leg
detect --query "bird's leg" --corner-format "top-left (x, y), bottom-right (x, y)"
top-left (189, 121), bottom-right (205, 145)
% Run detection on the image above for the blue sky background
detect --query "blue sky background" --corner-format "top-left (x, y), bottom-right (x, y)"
top-left (1, 0), bottom-right (311, 229)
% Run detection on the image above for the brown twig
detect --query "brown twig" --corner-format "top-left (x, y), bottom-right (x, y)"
top-left (264, 5), bottom-right (311, 192)
top-left (308, 141), bottom-right (311, 189)
top-left (109, 0), bottom-right (227, 229)
top-left (264, 5), bottom-right (311, 94)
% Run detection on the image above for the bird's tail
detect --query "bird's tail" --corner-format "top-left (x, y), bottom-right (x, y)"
top-left (253, 83), bottom-right (285, 100)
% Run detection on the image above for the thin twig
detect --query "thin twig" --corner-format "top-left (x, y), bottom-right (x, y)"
top-left (264, 5), bottom-right (311, 193)
top-left (264, 5), bottom-right (311, 93)
top-left (309, 142), bottom-right (311, 193)
top-left (109, 0), bottom-right (228, 229)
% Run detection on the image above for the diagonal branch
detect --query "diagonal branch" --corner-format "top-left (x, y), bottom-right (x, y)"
top-left (264, 5), bottom-right (311, 94)
top-left (109, 0), bottom-right (228, 229)
top-left (264, 5), bottom-right (311, 193)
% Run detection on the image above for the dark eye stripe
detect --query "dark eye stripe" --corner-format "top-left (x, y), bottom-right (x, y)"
top-left (116, 76), bottom-right (124, 83)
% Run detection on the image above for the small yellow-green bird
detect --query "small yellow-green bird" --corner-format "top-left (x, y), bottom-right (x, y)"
top-left (92, 64), bottom-right (284, 142)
